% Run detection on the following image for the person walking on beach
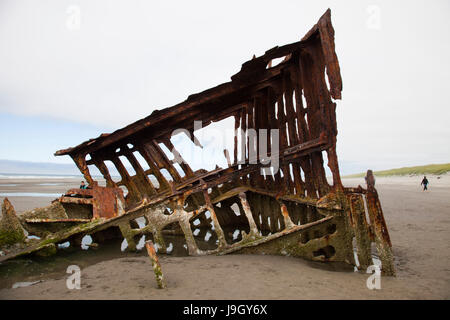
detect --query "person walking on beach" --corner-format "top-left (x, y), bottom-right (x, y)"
top-left (421, 176), bottom-right (429, 191)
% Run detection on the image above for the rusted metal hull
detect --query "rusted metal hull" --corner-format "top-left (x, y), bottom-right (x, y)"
top-left (0, 9), bottom-right (395, 276)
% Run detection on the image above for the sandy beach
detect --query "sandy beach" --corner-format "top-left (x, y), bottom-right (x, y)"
top-left (0, 176), bottom-right (96, 213)
top-left (0, 174), bottom-right (449, 299)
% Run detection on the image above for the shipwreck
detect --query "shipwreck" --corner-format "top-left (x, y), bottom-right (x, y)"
top-left (0, 10), bottom-right (395, 276)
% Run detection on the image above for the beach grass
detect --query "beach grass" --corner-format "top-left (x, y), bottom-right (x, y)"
top-left (344, 163), bottom-right (450, 178)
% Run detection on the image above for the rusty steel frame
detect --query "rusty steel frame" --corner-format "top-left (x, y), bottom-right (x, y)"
top-left (0, 10), bottom-right (395, 276)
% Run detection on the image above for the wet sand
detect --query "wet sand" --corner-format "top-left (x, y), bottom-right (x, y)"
top-left (0, 177), bottom-right (82, 213)
top-left (0, 177), bottom-right (104, 213)
top-left (0, 175), bottom-right (449, 299)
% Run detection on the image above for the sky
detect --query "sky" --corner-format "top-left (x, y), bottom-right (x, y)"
top-left (0, 0), bottom-right (449, 174)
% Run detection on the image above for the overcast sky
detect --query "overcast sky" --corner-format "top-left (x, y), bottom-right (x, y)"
top-left (0, 0), bottom-right (449, 174)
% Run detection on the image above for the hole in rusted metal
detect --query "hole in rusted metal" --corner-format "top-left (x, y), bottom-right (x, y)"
top-left (313, 245), bottom-right (336, 259)
top-left (160, 169), bottom-right (173, 182)
top-left (148, 174), bottom-right (160, 189)
top-left (119, 156), bottom-right (136, 176)
top-left (158, 143), bottom-right (174, 160)
top-left (119, 185), bottom-right (129, 197)
top-left (162, 222), bottom-right (189, 256)
top-left (266, 56), bottom-right (288, 69)
top-left (120, 238), bottom-right (128, 252)
top-left (133, 151), bottom-right (150, 171)
top-left (189, 210), bottom-right (218, 251)
top-left (136, 235), bottom-right (146, 250)
top-left (327, 223), bottom-right (337, 234)
top-left (173, 162), bottom-right (185, 177)
top-left (230, 203), bottom-right (240, 216)
top-left (132, 217), bottom-right (147, 229)
top-left (81, 235), bottom-right (93, 250)
top-left (57, 241), bottom-right (70, 249)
